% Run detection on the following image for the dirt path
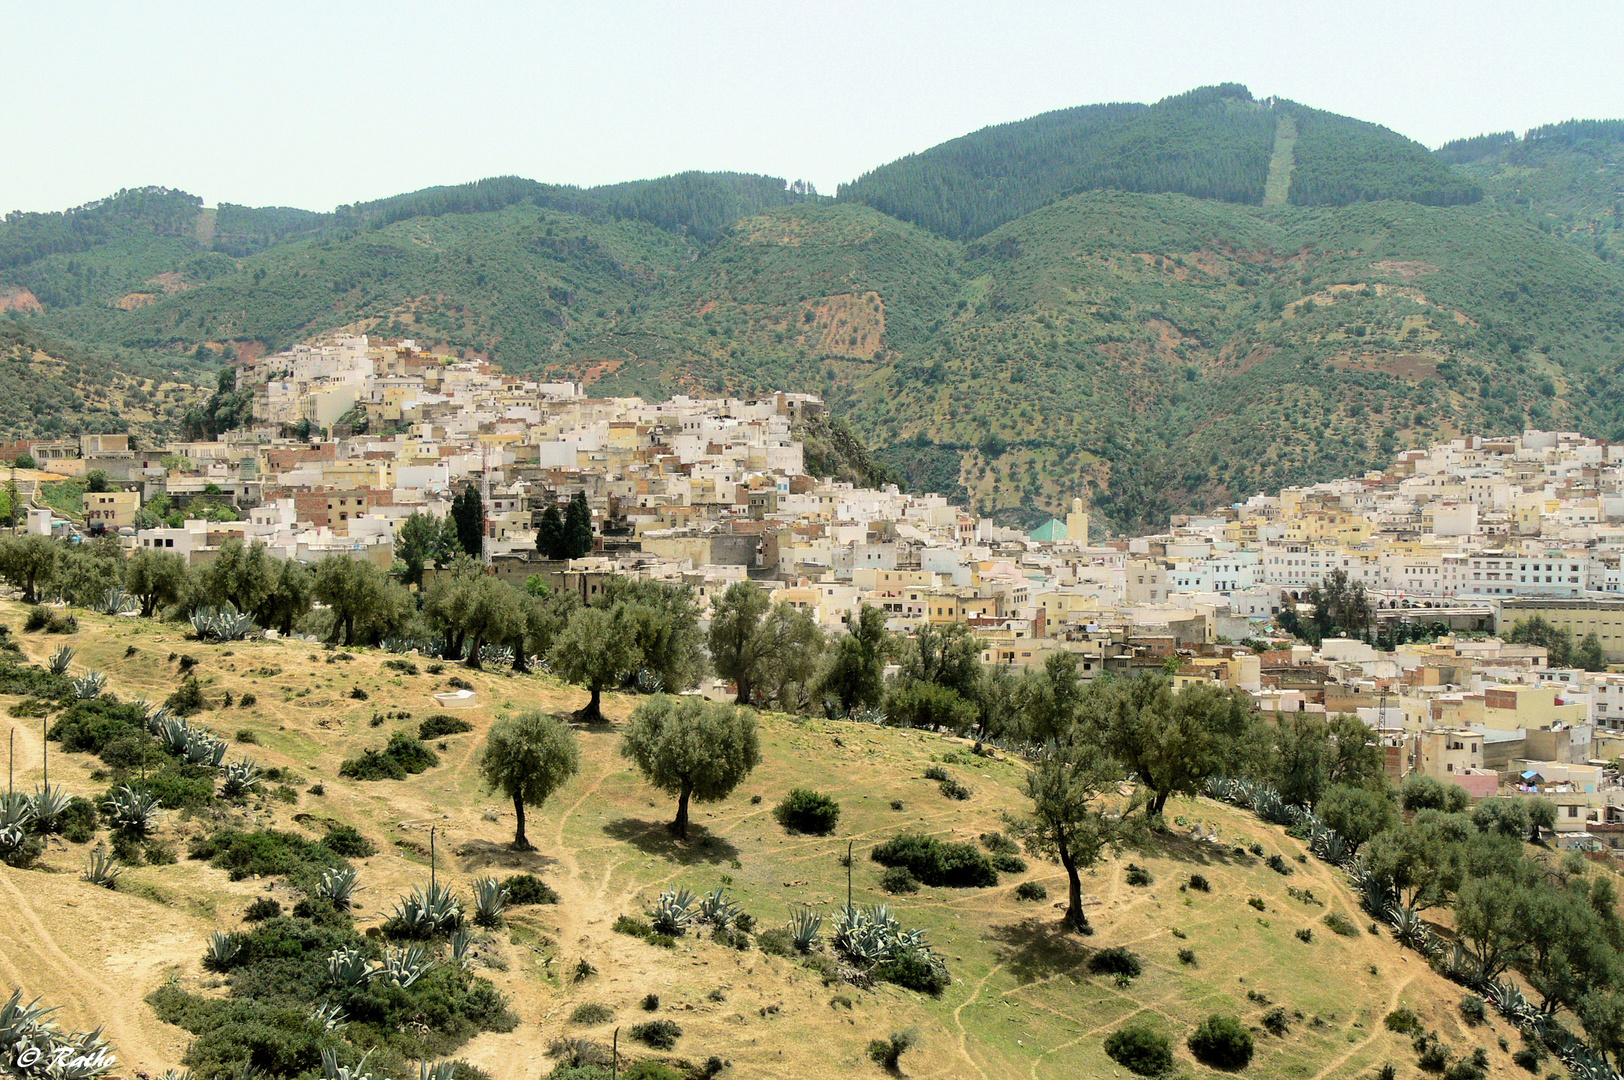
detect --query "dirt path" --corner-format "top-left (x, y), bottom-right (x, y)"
top-left (0, 868), bottom-right (195, 1074)
top-left (1263, 113), bottom-right (1298, 208)
top-left (1308, 971), bottom-right (1417, 1080)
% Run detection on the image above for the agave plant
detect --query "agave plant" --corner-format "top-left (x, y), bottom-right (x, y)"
top-left (698, 887), bottom-right (741, 931)
top-left (203, 931), bottom-right (242, 972)
top-left (380, 638), bottom-right (410, 655)
top-left (385, 881), bottom-right (463, 938)
top-left (138, 703), bottom-right (171, 736)
top-left (834, 904), bottom-right (902, 964)
top-left (71, 671), bottom-right (108, 701)
top-left (471, 876), bottom-right (508, 927)
top-left (99, 588), bottom-right (133, 616)
top-left (29, 783), bottom-right (71, 834)
top-left (479, 643), bottom-right (515, 668)
top-left (319, 1046), bottom-right (378, 1080)
top-left (0, 792), bottom-right (34, 833)
top-left (632, 665), bottom-right (664, 694)
top-left (156, 1071), bottom-right (196, 1080)
top-left (788, 907), bottom-right (823, 953)
top-left (1385, 903), bottom-right (1434, 952)
top-left (450, 926), bottom-right (476, 970)
top-left (381, 943), bottom-right (435, 987)
top-left (192, 605), bottom-right (261, 643)
top-left (0, 989), bottom-right (115, 1080)
top-left (47, 645), bottom-right (76, 676)
top-left (648, 887), bottom-right (698, 935)
top-left (307, 1003), bottom-right (346, 1031)
top-left (419, 1063), bottom-right (459, 1080)
top-left (219, 758), bottom-right (263, 800)
top-left (103, 785), bottom-right (161, 836)
top-left (81, 845), bottom-right (121, 888)
top-left (326, 947), bottom-right (375, 989)
top-left (314, 866), bottom-right (361, 910)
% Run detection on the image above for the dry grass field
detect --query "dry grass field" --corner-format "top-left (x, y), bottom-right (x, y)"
top-left (0, 602), bottom-right (1525, 1079)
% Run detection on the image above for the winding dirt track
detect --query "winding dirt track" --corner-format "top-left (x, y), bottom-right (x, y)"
top-left (0, 864), bottom-right (196, 1074)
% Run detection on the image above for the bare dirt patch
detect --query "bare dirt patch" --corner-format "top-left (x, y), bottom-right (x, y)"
top-left (1370, 259), bottom-right (1439, 279)
top-left (0, 287), bottom-right (43, 314)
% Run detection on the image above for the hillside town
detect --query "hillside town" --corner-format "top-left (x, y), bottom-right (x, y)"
top-left (7, 334), bottom-right (1624, 847)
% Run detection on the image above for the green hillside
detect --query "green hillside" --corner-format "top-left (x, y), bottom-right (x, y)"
top-left (6, 87), bottom-right (1624, 531)
top-left (1438, 119), bottom-right (1624, 260)
top-left (836, 85), bottom-right (1478, 241)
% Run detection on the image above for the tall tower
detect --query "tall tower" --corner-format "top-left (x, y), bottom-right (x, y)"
top-left (1066, 497), bottom-right (1091, 544)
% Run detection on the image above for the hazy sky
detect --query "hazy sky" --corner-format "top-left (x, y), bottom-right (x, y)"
top-left (8, 0), bottom-right (1622, 215)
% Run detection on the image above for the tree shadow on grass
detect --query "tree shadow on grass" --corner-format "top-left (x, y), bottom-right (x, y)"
top-left (453, 838), bottom-right (560, 875)
top-left (987, 916), bottom-right (1097, 986)
top-left (602, 817), bottom-right (741, 865)
top-left (1148, 832), bottom-right (1251, 868)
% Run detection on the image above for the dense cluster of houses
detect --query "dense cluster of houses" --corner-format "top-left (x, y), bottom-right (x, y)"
top-left (10, 335), bottom-right (1624, 845)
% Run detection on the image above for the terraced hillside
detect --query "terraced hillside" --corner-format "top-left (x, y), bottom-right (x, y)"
top-left (0, 605), bottom-right (1534, 1079)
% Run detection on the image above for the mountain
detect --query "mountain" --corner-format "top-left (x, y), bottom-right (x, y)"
top-left (1437, 120), bottom-right (1624, 261)
top-left (3, 86), bottom-right (1623, 530)
top-left (836, 84), bottom-right (1479, 240)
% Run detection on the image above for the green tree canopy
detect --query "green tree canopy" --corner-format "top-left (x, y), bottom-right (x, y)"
top-left (548, 604), bottom-right (640, 722)
top-left (1094, 675), bottom-right (1253, 816)
top-left (478, 710), bottom-right (580, 850)
top-left (124, 547), bottom-right (190, 618)
top-left (619, 695), bottom-right (761, 838)
top-left (815, 604), bottom-right (894, 716)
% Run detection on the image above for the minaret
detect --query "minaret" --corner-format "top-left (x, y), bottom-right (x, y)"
top-left (1066, 497), bottom-right (1091, 544)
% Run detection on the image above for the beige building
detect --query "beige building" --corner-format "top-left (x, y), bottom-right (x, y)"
top-left (1497, 598), bottom-right (1624, 663)
top-left (83, 490), bottom-right (138, 530)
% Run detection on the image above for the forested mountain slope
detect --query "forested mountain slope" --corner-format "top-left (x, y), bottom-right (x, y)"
top-left (3, 87), bottom-right (1623, 530)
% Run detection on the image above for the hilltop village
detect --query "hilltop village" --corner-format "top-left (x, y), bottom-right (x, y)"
top-left (9, 334), bottom-right (1624, 841)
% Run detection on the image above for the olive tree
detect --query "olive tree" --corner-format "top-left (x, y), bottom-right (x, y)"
top-left (619, 695), bottom-right (760, 839)
top-left (478, 710), bottom-right (580, 850)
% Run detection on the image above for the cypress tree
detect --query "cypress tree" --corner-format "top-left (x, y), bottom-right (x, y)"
top-left (452, 485), bottom-right (484, 558)
top-left (563, 492), bottom-right (593, 559)
top-left (536, 502), bottom-right (565, 559)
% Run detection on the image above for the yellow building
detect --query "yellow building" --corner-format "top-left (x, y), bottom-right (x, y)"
top-left (84, 490), bottom-right (138, 530)
top-left (1497, 598), bottom-right (1624, 663)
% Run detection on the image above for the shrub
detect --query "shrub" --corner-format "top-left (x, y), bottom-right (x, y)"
top-left (1295, 927), bottom-right (1313, 943)
top-left (1324, 912), bottom-right (1359, 937)
top-left (1125, 863), bottom-right (1152, 886)
top-left (640, 993), bottom-right (660, 1011)
top-left (384, 658), bottom-right (419, 675)
top-left (339, 732), bottom-right (439, 780)
top-left (1178, 947), bottom-right (1197, 965)
top-left (1188, 873), bottom-right (1211, 892)
top-left (938, 778), bottom-right (971, 800)
top-left (991, 853), bottom-right (1027, 873)
top-left (1103, 1023), bottom-right (1175, 1076)
top-left (1248, 897), bottom-right (1266, 911)
top-left (774, 789), bottom-right (841, 835)
top-left (1014, 881), bottom-right (1048, 902)
top-left (756, 927), bottom-right (794, 957)
top-left (1266, 853), bottom-right (1291, 875)
top-left (880, 866), bottom-right (919, 894)
top-left (613, 915), bottom-right (653, 939)
top-left (1511, 1046), bottom-right (1541, 1071)
top-left (922, 765), bottom-right (949, 782)
top-left (23, 607), bottom-right (49, 632)
top-left (503, 874), bottom-right (559, 905)
top-left (1262, 1006), bottom-right (1290, 1036)
top-left (1459, 995), bottom-right (1486, 1027)
top-left (164, 676), bottom-right (206, 717)
top-left (189, 828), bottom-right (344, 891)
top-left (446, 676), bottom-right (473, 690)
top-left (868, 1031), bottom-right (914, 1071)
top-left (1188, 1014), bottom-right (1254, 1069)
top-left (980, 831), bottom-right (1020, 855)
top-left (239, 693), bottom-right (256, 708)
top-left (873, 946), bottom-right (950, 996)
top-left (1385, 1008), bottom-right (1423, 1036)
top-left (60, 796), bottom-right (97, 843)
top-left (570, 1003), bottom-right (613, 1025)
top-left (321, 825), bottom-right (377, 858)
top-left (349, 687), bottom-right (369, 701)
top-left (419, 714), bottom-right (474, 740)
top-left (1088, 947), bottom-right (1142, 978)
top-left (234, 729), bottom-right (259, 744)
top-left (870, 832), bottom-right (997, 888)
top-left (889, 799), bottom-right (903, 811)
top-left (243, 897), bottom-right (283, 922)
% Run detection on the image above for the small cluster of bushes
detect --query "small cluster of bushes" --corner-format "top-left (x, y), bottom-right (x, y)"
top-left (418, 714), bottom-right (474, 740)
top-left (188, 827), bottom-right (350, 891)
top-left (24, 606), bottom-right (78, 634)
top-left (383, 658), bottom-right (419, 675)
top-left (1104, 1023), bottom-right (1174, 1076)
top-left (338, 731), bottom-right (440, 781)
top-left (1188, 1014), bottom-right (1254, 1069)
top-left (773, 789), bottom-right (840, 835)
top-left (1088, 947), bottom-right (1142, 979)
top-left (502, 874), bottom-right (558, 905)
top-left (1014, 881), bottom-right (1047, 902)
top-left (870, 832), bottom-right (997, 888)
top-left (1124, 863), bottom-right (1152, 886)
top-left (613, 915), bottom-right (677, 949)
